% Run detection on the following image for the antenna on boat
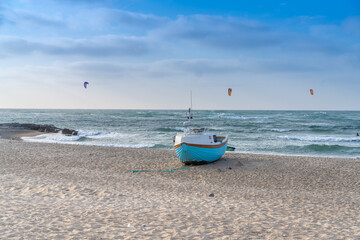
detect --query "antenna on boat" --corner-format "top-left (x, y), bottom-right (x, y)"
top-left (190, 90), bottom-right (192, 110)
top-left (185, 91), bottom-right (193, 121)
top-left (189, 91), bottom-right (193, 119)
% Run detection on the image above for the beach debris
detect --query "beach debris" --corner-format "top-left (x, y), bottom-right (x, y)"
top-left (310, 89), bottom-right (314, 95)
top-left (209, 193), bottom-right (214, 197)
top-left (226, 146), bottom-right (235, 151)
top-left (127, 223), bottom-right (131, 227)
top-left (84, 81), bottom-right (89, 88)
top-left (228, 88), bottom-right (232, 96)
top-left (141, 225), bottom-right (146, 231)
top-left (235, 161), bottom-right (243, 167)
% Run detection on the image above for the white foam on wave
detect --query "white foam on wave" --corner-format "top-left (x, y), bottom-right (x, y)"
top-left (21, 133), bottom-right (155, 148)
top-left (99, 143), bottom-right (155, 148)
top-left (208, 127), bottom-right (225, 130)
top-left (171, 127), bottom-right (185, 131)
top-left (279, 135), bottom-right (360, 143)
top-left (204, 113), bottom-right (269, 120)
top-left (22, 133), bottom-right (82, 142)
top-left (218, 114), bottom-right (269, 120)
top-left (301, 122), bottom-right (335, 127)
top-left (77, 131), bottom-right (103, 137)
top-left (77, 131), bottom-right (132, 139)
top-left (271, 129), bottom-right (291, 132)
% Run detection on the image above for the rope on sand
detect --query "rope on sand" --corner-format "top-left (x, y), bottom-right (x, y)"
top-left (132, 165), bottom-right (191, 173)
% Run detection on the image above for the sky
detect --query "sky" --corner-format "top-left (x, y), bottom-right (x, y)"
top-left (0, 0), bottom-right (359, 110)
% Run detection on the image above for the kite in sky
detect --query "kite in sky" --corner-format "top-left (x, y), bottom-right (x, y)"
top-left (228, 88), bottom-right (232, 96)
top-left (84, 82), bottom-right (89, 89)
top-left (310, 89), bottom-right (314, 95)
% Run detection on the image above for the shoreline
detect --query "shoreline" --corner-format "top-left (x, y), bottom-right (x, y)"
top-left (1, 134), bottom-right (360, 238)
top-left (1, 127), bottom-right (358, 160)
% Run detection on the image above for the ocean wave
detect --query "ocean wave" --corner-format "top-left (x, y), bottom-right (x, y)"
top-left (154, 127), bottom-right (184, 132)
top-left (301, 122), bottom-right (335, 127)
top-left (77, 131), bottom-right (103, 137)
top-left (203, 113), bottom-right (270, 120)
top-left (271, 129), bottom-right (291, 132)
top-left (22, 133), bottom-right (82, 142)
top-left (22, 133), bottom-right (155, 148)
top-left (99, 143), bottom-right (156, 148)
top-left (22, 131), bottom-right (133, 143)
top-left (76, 131), bottom-right (134, 139)
top-left (285, 144), bottom-right (360, 153)
top-left (303, 144), bottom-right (356, 152)
top-left (218, 114), bottom-right (270, 120)
top-left (207, 127), bottom-right (225, 131)
top-left (279, 135), bottom-right (360, 143)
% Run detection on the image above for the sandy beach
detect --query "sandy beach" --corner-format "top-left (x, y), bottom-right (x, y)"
top-left (0, 133), bottom-right (360, 239)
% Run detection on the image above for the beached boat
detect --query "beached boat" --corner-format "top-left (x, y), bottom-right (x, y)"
top-left (173, 108), bottom-right (228, 164)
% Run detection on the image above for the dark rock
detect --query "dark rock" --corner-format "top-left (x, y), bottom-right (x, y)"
top-left (21, 124), bottom-right (41, 130)
top-left (209, 193), bottom-right (214, 197)
top-left (0, 123), bottom-right (77, 135)
top-left (62, 128), bottom-right (78, 135)
top-left (38, 125), bottom-right (61, 133)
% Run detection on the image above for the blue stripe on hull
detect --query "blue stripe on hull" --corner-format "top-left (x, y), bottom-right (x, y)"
top-left (174, 143), bottom-right (227, 163)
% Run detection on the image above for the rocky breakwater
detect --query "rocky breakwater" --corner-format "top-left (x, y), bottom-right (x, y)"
top-left (0, 123), bottom-right (78, 136)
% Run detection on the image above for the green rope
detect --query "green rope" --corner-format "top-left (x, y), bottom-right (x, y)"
top-left (132, 165), bottom-right (191, 173)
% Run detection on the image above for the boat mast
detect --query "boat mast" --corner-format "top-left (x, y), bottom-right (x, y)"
top-left (188, 90), bottom-right (193, 120)
top-left (184, 91), bottom-right (193, 135)
top-left (190, 90), bottom-right (192, 111)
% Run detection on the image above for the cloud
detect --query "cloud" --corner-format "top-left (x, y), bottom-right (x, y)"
top-left (100, 9), bottom-right (168, 29)
top-left (4, 8), bottom-right (66, 28)
top-left (151, 14), bottom-right (356, 57)
top-left (64, 8), bottom-right (169, 34)
top-left (0, 35), bottom-right (150, 57)
top-left (0, 4), bottom-right (358, 65)
top-left (154, 15), bottom-right (283, 50)
top-left (1, 3), bottom-right (167, 35)
top-left (64, 57), bottom-right (338, 82)
top-left (148, 59), bottom-right (243, 77)
top-left (14, 10), bottom-right (65, 28)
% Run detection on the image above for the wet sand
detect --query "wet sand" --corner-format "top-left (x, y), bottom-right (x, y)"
top-left (0, 125), bottom-right (43, 140)
top-left (0, 131), bottom-right (359, 239)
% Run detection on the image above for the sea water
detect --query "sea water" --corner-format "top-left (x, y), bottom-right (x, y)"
top-left (0, 109), bottom-right (359, 158)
